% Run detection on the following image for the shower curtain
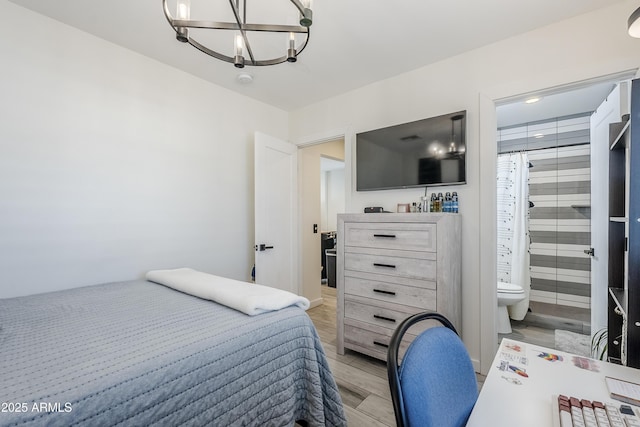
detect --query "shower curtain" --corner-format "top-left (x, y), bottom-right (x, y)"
top-left (497, 152), bottom-right (530, 321)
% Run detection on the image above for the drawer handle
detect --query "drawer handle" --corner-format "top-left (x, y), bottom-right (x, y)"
top-left (373, 263), bottom-right (396, 269)
top-left (373, 314), bottom-right (396, 323)
top-left (373, 234), bottom-right (396, 238)
top-left (373, 341), bottom-right (389, 348)
top-left (373, 289), bottom-right (396, 296)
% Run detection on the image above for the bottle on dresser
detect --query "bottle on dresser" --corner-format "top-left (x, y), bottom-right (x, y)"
top-left (444, 192), bottom-right (452, 212)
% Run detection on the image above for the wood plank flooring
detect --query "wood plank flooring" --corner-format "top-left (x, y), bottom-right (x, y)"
top-left (307, 285), bottom-right (395, 427)
top-left (307, 285), bottom-right (486, 427)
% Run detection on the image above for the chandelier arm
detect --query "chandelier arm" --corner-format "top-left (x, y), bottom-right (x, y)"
top-left (242, 0), bottom-right (246, 25)
top-left (189, 27), bottom-right (310, 66)
top-left (162, 0), bottom-right (174, 27)
top-left (189, 38), bottom-right (236, 63)
top-left (289, 0), bottom-right (307, 17)
top-left (172, 20), bottom-right (308, 33)
top-left (228, 0), bottom-right (256, 65)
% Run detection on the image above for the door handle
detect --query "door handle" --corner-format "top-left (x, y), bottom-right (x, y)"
top-left (584, 247), bottom-right (594, 256)
top-left (255, 244), bottom-right (275, 251)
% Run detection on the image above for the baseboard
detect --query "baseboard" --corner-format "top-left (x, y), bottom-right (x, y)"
top-left (308, 297), bottom-right (323, 309)
top-left (472, 358), bottom-right (481, 374)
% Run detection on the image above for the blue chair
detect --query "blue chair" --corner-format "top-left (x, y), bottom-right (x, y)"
top-left (387, 312), bottom-right (478, 427)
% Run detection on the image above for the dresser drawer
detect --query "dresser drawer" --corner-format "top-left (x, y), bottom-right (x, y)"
top-left (343, 322), bottom-right (429, 361)
top-left (344, 298), bottom-right (424, 332)
top-left (344, 324), bottom-right (403, 360)
top-left (344, 275), bottom-right (436, 309)
top-left (344, 252), bottom-right (436, 281)
top-left (344, 222), bottom-right (436, 252)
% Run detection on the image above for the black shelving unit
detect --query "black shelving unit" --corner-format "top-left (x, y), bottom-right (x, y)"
top-left (608, 78), bottom-right (640, 368)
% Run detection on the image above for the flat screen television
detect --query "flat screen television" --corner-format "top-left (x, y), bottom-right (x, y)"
top-left (356, 111), bottom-right (467, 191)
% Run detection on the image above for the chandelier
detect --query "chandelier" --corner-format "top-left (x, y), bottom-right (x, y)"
top-left (163, 0), bottom-right (313, 68)
top-left (630, 6), bottom-right (640, 38)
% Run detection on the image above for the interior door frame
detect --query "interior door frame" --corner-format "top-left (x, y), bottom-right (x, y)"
top-left (293, 127), bottom-right (353, 304)
top-left (479, 69), bottom-right (638, 374)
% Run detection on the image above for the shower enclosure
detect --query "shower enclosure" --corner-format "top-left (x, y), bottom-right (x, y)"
top-left (497, 113), bottom-right (592, 333)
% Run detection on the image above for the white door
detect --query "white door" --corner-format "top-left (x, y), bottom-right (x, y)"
top-left (254, 132), bottom-right (298, 294)
top-left (590, 83), bottom-right (624, 334)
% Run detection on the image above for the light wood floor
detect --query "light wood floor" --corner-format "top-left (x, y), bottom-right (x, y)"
top-left (307, 285), bottom-right (486, 427)
top-left (307, 285), bottom-right (396, 427)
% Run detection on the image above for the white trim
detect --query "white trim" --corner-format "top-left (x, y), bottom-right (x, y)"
top-left (494, 69), bottom-right (639, 106)
top-left (291, 127), bottom-right (352, 313)
top-left (478, 71), bottom-right (637, 375)
top-left (292, 127), bottom-right (350, 147)
top-left (308, 297), bottom-right (324, 309)
top-left (479, 92), bottom-right (498, 375)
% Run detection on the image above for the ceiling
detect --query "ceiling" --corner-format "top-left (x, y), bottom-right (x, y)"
top-left (10, 0), bottom-right (626, 112)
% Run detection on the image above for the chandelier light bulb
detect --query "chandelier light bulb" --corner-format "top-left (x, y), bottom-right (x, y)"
top-left (174, 0), bottom-right (191, 42)
top-left (287, 32), bottom-right (297, 62)
top-left (235, 35), bottom-right (244, 56)
top-left (234, 35), bottom-right (245, 68)
top-left (629, 7), bottom-right (640, 38)
top-left (176, 0), bottom-right (190, 20)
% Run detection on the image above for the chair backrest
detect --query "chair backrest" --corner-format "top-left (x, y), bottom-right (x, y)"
top-left (387, 312), bottom-right (478, 427)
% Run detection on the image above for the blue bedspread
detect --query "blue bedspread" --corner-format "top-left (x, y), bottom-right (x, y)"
top-left (0, 280), bottom-right (346, 426)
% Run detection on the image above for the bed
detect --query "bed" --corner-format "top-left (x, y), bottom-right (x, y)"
top-left (0, 277), bottom-right (346, 426)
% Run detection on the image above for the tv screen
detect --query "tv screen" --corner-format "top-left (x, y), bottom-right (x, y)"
top-left (356, 111), bottom-right (466, 191)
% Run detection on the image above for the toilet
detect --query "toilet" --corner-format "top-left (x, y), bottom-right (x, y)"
top-left (497, 282), bottom-right (526, 334)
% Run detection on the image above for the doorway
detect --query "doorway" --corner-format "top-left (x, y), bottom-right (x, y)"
top-left (299, 139), bottom-right (346, 307)
top-left (494, 80), bottom-right (624, 355)
top-left (320, 156), bottom-right (345, 288)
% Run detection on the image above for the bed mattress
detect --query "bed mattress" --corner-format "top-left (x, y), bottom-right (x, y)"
top-left (0, 280), bottom-right (345, 426)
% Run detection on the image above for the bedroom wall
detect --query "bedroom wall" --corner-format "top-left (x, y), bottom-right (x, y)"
top-left (0, 2), bottom-right (288, 298)
top-left (288, 0), bottom-right (640, 370)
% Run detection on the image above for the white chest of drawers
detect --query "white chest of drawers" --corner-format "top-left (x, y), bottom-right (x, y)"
top-left (336, 213), bottom-right (461, 361)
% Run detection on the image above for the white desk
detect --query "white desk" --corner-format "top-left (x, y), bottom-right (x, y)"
top-left (467, 338), bottom-right (640, 426)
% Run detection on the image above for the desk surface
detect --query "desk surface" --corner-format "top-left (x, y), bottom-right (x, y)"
top-left (466, 338), bottom-right (640, 426)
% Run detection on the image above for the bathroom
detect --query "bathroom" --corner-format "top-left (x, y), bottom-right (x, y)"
top-left (495, 80), bottom-right (622, 355)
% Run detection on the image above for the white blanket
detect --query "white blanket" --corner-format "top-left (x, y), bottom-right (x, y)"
top-left (145, 268), bottom-right (310, 316)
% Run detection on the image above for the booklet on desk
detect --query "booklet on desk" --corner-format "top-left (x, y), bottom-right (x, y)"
top-left (606, 376), bottom-right (640, 406)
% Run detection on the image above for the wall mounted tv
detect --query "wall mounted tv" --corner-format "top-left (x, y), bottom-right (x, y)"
top-left (356, 111), bottom-right (467, 191)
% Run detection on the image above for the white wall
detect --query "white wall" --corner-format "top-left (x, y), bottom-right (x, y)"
top-left (0, 2), bottom-right (288, 298)
top-left (289, 0), bottom-right (640, 371)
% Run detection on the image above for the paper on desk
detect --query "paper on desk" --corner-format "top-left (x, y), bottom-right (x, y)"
top-left (500, 339), bottom-right (528, 365)
top-left (605, 376), bottom-right (640, 406)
